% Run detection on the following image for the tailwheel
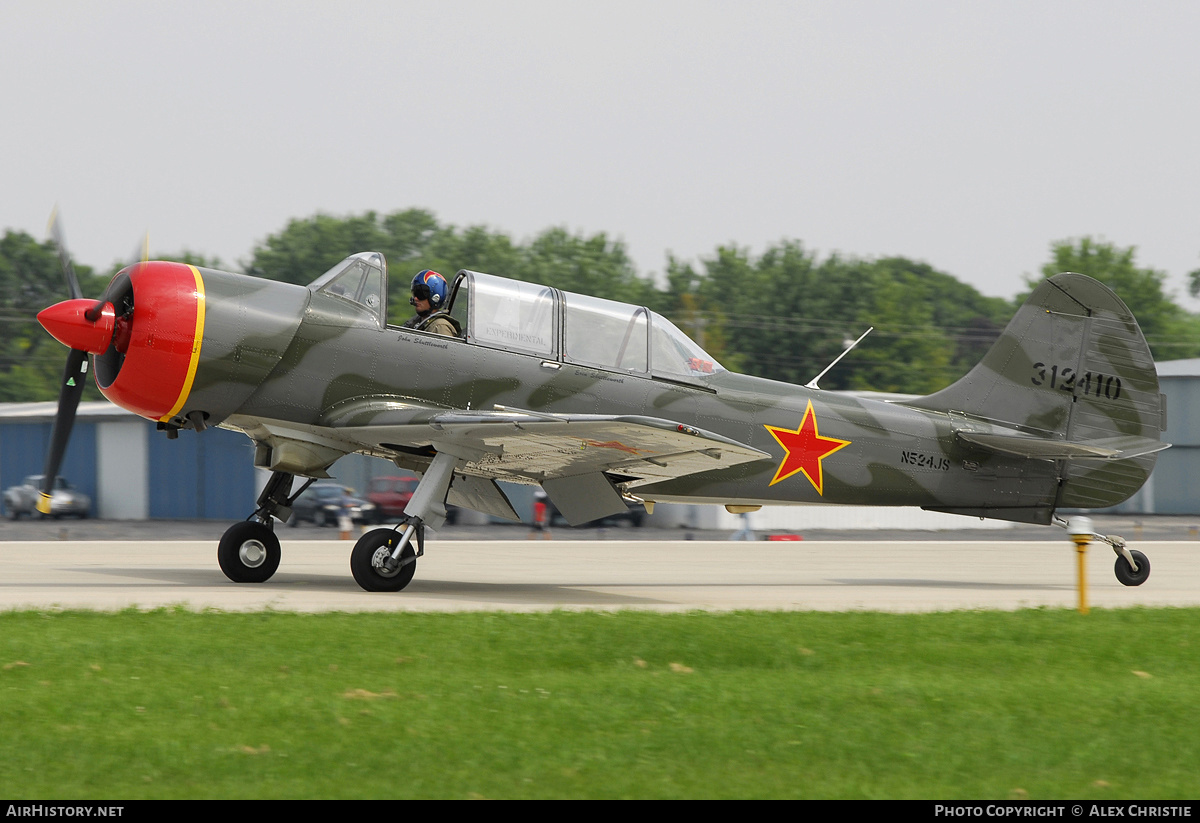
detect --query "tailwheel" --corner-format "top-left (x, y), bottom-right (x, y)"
top-left (1114, 549), bottom-right (1151, 587)
top-left (351, 528), bottom-right (417, 592)
top-left (218, 521), bottom-right (281, 583)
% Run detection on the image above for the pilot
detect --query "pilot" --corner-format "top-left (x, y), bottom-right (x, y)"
top-left (403, 270), bottom-right (458, 336)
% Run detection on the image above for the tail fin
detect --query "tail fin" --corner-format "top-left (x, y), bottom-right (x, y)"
top-left (906, 272), bottom-right (1166, 510)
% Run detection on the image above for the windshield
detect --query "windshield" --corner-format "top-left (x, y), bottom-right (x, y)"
top-left (308, 253), bottom-right (386, 321)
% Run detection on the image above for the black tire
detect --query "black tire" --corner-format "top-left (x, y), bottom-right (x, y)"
top-left (350, 528), bottom-right (417, 592)
top-left (218, 521), bottom-right (281, 583)
top-left (1114, 550), bottom-right (1151, 587)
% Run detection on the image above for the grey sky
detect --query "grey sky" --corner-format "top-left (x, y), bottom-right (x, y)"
top-left (3, 1), bottom-right (1198, 303)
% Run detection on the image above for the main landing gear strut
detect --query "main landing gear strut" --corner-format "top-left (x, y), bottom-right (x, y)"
top-left (1054, 515), bottom-right (1151, 587)
top-left (350, 451), bottom-right (460, 592)
top-left (217, 455), bottom-right (459, 591)
top-left (217, 471), bottom-right (313, 584)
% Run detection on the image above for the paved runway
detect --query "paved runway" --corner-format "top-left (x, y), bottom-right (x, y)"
top-left (0, 538), bottom-right (1197, 612)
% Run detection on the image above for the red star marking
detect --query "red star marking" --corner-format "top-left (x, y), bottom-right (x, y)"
top-left (763, 401), bottom-right (851, 494)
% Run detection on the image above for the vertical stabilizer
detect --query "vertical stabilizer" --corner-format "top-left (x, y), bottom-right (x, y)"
top-left (906, 272), bottom-right (1164, 509)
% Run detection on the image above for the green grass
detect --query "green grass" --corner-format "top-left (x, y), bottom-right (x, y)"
top-left (1, 608), bottom-right (1197, 799)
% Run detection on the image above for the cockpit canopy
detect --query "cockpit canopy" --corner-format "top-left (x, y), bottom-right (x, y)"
top-left (453, 270), bottom-right (723, 381)
top-left (307, 255), bottom-right (722, 382)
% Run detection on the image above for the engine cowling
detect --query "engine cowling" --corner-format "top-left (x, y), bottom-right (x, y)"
top-left (39, 261), bottom-right (310, 428)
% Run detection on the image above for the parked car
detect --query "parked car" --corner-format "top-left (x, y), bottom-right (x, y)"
top-left (366, 475), bottom-right (460, 524)
top-left (289, 483), bottom-right (377, 527)
top-left (3, 475), bottom-right (91, 519)
top-left (366, 475), bottom-right (419, 520)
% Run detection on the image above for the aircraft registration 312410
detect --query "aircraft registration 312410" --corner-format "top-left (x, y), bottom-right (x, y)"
top-left (35, 243), bottom-right (1167, 591)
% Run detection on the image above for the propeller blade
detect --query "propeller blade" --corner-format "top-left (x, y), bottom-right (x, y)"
top-left (38, 215), bottom-right (142, 512)
top-left (37, 349), bottom-right (89, 514)
top-left (47, 207), bottom-right (83, 300)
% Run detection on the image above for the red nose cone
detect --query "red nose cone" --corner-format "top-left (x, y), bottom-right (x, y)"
top-left (37, 299), bottom-right (116, 354)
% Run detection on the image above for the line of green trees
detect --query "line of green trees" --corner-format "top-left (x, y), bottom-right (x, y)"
top-left (3, 208), bottom-right (1198, 402)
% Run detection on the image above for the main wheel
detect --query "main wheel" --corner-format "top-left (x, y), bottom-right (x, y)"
top-left (350, 528), bottom-right (417, 592)
top-left (1114, 550), bottom-right (1151, 587)
top-left (218, 521), bottom-right (281, 583)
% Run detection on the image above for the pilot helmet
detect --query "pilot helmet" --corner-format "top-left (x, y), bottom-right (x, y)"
top-left (410, 270), bottom-right (448, 308)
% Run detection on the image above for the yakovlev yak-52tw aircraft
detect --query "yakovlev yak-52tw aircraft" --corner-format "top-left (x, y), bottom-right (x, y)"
top-left (35, 244), bottom-right (1167, 591)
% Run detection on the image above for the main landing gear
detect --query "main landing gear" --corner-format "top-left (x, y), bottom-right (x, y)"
top-left (218, 453), bottom-right (461, 592)
top-left (349, 451), bottom-right (459, 592)
top-left (350, 526), bottom-right (421, 591)
top-left (1054, 516), bottom-right (1151, 587)
top-left (217, 471), bottom-right (313, 584)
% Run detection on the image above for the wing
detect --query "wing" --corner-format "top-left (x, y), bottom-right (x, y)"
top-left (355, 407), bottom-right (766, 481)
top-left (224, 404), bottom-right (769, 525)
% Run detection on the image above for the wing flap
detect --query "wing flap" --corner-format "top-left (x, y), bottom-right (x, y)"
top-left (446, 475), bottom-right (521, 522)
top-left (542, 473), bottom-right (629, 526)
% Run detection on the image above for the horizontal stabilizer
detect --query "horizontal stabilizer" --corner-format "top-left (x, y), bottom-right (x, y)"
top-left (957, 431), bottom-right (1169, 461)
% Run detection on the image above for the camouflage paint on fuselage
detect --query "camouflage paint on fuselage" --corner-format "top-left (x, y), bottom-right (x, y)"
top-left (125, 263), bottom-right (1161, 527)
top-left (179, 269), bottom-right (308, 428)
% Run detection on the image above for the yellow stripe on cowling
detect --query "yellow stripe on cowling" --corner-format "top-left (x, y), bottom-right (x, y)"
top-left (159, 265), bottom-right (206, 422)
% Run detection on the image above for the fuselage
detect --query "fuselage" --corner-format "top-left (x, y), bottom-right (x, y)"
top-left (46, 258), bottom-right (1151, 524)
top-left (198, 267), bottom-right (1057, 515)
